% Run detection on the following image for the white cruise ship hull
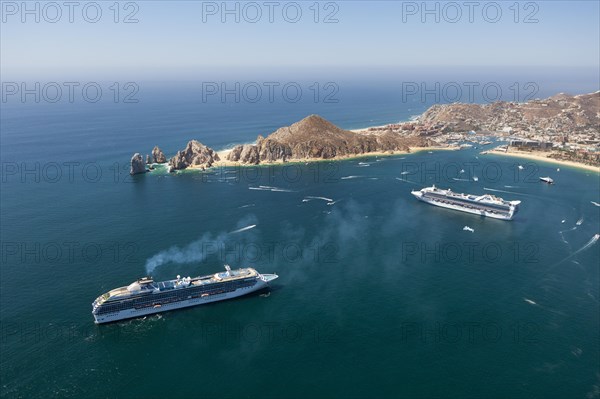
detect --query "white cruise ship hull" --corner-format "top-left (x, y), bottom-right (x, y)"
top-left (93, 278), bottom-right (270, 324)
top-left (412, 192), bottom-right (515, 220)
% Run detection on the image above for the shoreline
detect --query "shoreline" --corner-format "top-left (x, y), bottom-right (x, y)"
top-left (157, 116), bottom-right (598, 174)
top-left (485, 149), bottom-right (600, 173)
top-left (187, 146), bottom-right (458, 170)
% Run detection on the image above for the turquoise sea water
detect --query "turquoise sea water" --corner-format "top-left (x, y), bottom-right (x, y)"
top-left (1, 82), bottom-right (599, 398)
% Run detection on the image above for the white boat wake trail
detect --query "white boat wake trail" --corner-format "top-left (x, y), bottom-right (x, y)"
top-left (484, 187), bottom-right (523, 195)
top-left (552, 233), bottom-right (600, 267)
top-left (229, 224), bottom-right (257, 234)
top-left (523, 298), bottom-right (537, 306)
top-left (249, 185), bottom-right (294, 192)
top-left (395, 177), bottom-right (420, 185)
top-left (304, 196), bottom-right (334, 202)
top-left (578, 234), bottom-right (600, 252)
top-left (559, 216), bottom-right (584, 244)
top-left (483, 187), bottom-right (537, 198)
top-left (521, 297), bottom-right (565, 315)
top-left (559, 226), bottom-right (577, 244)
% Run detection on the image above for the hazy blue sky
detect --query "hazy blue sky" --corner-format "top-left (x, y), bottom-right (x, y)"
top-left (1, 1), bottom-right (599, 79)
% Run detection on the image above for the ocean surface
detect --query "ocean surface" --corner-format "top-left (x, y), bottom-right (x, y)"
top-left (1, 79), bottom-right (599, 398)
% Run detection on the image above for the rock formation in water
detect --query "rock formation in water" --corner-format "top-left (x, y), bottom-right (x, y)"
top-left (135, 92), bottom-right (600, 170)
top-left (227, 114), bottom-right (434, 164)
top-left (168, 140), bottom-right (220, 172)
top-left (152, 146), bottom-right (167, 163)
top-left (130, 153), bottom-right (146, 175)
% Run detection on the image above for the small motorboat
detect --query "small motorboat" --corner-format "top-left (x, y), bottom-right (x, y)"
top-left (539, 176), bottom-right (554, 184)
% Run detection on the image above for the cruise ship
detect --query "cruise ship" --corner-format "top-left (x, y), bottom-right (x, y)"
top-left (411, 186), bottom-right (521, 220)
top-left (92, 265), bottom-right (278, 324)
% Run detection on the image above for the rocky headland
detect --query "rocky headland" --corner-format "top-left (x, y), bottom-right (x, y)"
top-left (129, 91), bottom-right (600, 173)
top-left (225, 115), bottom-right (437, 165)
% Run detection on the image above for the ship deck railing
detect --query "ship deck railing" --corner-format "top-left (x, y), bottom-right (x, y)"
top-left (215, 269), bottom-right (257, 281)
top-left (424, 195), bottom-right (512, 215)
top-left (425, 192), bottom-right (511, 211)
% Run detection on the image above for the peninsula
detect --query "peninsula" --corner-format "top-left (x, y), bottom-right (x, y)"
top-left (130, 91), bottom-right (600, 174)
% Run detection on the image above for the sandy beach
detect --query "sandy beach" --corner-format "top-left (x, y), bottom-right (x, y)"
top-left (195, 146), bottom-right (458, 169)
top-left (177, 118), bottom-right (597, 173)
top-left (485, 149), bottom-right (600, 173)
